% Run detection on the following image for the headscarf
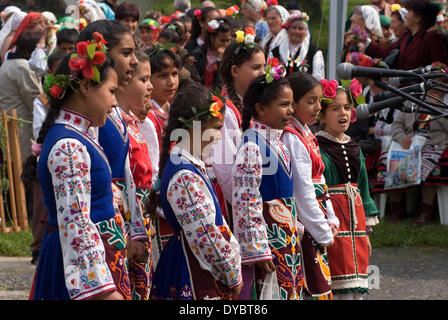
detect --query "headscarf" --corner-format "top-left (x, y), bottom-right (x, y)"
top-left (0, 11), bottom-right (26, 52)
top-left (361, 5), bottom-right (383, 38)
top-left (56, 16), bottom-right (80, 32)
top-left (282, 10), bottom-right (311, 66)
top-left (1, 5), bottom-right (21, 24)
top-left (8, 12), bottom-right (42, 49)
top-left (261, 5), bottom-right (290, 53)
top-left (242, 0), bottom-right (266, 12)
top-left (42, 11), bottom-right (57, 25)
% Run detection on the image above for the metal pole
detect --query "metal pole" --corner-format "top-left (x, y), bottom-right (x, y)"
top-left (327, 0), bottom-right (348, 80)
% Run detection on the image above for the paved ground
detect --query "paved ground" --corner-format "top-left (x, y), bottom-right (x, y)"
top-left (1, 247), bottom-right (447, 300)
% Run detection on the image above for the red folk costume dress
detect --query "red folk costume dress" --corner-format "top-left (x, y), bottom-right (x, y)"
top-left (316, 131), bottom-right (379, 297)
top-left (139, 99), bottom-right (174, 265)
top-left (281, 118), bottom-right (339, 299)
top-left (120, 109), bottom-right (153, 300)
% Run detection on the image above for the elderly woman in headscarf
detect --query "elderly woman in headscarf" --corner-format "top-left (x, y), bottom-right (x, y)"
top-left (343, 5), bottom-right (383, 60)
top-left (0, 10), bottom-right (26, 63)
top-left (269, 10), bottom-right (325, 80)
top-left (260, 2), bottom-right (290, 59)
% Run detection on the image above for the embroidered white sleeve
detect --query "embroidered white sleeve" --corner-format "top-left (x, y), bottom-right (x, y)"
top-left (232, 141), bottom-right (271, 264)
top-left (167, 169), bottom-right (242, 288)
top-left (282, 132), bottom-right (334, 246)
top-left (48, 138), bottom-right (115, 300)
top-left (139, 118), bottom-right (160, 185)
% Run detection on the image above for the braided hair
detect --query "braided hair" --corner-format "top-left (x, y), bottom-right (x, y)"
top-left (242, 74), bottom-right (290, 132)
top-left (220, 40), bottom-right (264, 112)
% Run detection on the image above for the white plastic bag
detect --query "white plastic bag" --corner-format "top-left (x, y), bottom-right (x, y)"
top-left (384, 135), bottom-right (426, 190)
top-left (259, 271), bottom-right (281, 300)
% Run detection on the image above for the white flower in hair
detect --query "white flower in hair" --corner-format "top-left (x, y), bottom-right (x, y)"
top-left (244, 33), bottom-right (255, 45)
top-left (208, 19), bottom-right (220, 31)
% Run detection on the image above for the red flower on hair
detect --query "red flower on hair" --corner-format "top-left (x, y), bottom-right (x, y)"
top-left (194, 9), bottom-right (202, 20)
top-left (245, 27), bottom-right (255, 36)
top-left (349, 78), bottom-right (363, 99)
top-left (267, 57), bottom-right (280, 68)
top-left (320, 79), bottom-right (338, 99)
top-left (161, 16), bottom-right (172, 24)
top-left (49, 84), bottom-right (63, 99)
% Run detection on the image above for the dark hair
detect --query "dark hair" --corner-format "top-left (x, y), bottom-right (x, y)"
top-left (56, 28), bottom-right (78, 46)
top-left (242, 75), bottom-right (290, 132)
top-left (320, 87), bottom-right (350, 111)
top-left (287, 71), bottom-right (321, 102)
top-left (47, 50), bottom-right (67, 72)
top-left (204, 17), bottom-right (231, 50)
top-left (219, 40), bottom-right (264, 112)
top-left (115, 2), bottom-right (140, 22)
top-left (191, 6), bottom-right (219, 40)
top-left (159, 26), bottom-right (181, 44)
top-left (77, 19), bottom-right (130, 51)
top-left (36, 52), bottom-right (115, 145)
top-left (390, 10), bottom-right (404, 22)
top-left (144, 79), bottom-right (212, 218)
top-left (15, 29), bottom-right (43, 60)
top-left (148, 48), bottom-right (181, 74)
top-left (404, 0), bottom-right (441, 30)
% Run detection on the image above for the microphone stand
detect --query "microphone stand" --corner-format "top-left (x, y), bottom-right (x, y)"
top-left (374, 80), bottom-right (448, 117)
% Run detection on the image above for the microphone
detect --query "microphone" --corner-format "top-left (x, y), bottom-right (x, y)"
top-left (412, 65), bottom-right (441, 74)
top-left (372, 82), bottom-right (429, 102)
top-left (356, 96), bottom-right (406, 119)
top-left (389, 73), bottom-right (448, 87)
top-left (337, 62), bottom-right (416, 80)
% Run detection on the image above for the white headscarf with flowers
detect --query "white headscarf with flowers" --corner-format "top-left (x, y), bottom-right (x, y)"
top-left (361, 5), bottom-right (383, 38)
top-left (261, 5), bottom-right (290, 54)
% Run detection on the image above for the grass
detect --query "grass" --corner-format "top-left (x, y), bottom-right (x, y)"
top-left (0, 229), bottom-right (33, 257)
top-left (370, 219), bottom-right (448, 248)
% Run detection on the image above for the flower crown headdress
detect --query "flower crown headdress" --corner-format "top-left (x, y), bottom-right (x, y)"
top-left (282, 11), bottom-right (310, 29)
top-left (346, 52), bottom-right (388, 69)
top-left (177, 91), bottom-right (227, 128)
top-left (264, 57), bottom-right (286, 83)
top-left (44, 32), bottom-right (108, 100)
top-left (320, 78), bottom-right (365, 106)
top-left (207, 19), bottom-right (227, 33)
top-left (320, 78), bottom-right (364, 122)
top-left (226, 5), bottom-right (240, 17)
top-left (234, 28), bottom-right (256, 56)
top-left (261, 0), bottom-right (278, 16)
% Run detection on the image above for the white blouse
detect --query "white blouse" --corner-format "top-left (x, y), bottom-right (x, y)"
top-left (281, 118), bottom-right (339, 246)
top-left (231, 120), bottom-right (291, 264)
top-left (208, 104), bottom-right (242, 203)
top-left (166, 145), bottom-right (242, 288)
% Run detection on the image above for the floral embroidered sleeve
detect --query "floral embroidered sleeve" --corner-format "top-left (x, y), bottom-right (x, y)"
top-left (232, 141), bottom-right (272, 264)
top-left (48, 138), bottom-right (115, 300)
top-left (167, 170), bottom-right (242, 288)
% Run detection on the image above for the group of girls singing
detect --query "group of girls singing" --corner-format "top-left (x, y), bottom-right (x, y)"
top-left (29, 21), bottom-right (378, 301)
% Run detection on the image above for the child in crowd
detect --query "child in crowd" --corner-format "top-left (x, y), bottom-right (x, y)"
top-left (140, 46), bottom-right (180, 266)
top-left (185, 6), bottom-right (220, 55)
top-left (55, 27), bottom-right (78, 53)
top-left (281, 72), bottom-right (339, 300)
top-left (148, 80), bottom-right (243, 300)
top-left (31, 34), bottom-right (128, 300)
top-left (209, 29), bottom-right (265, 221)
top-left (115, 50), bottom-right (154, 299)
top-left (78, 20), bottom-right (149, 300)
top-left (192, 17), bottom-right (232, 89)
top-left (138, 18), bottom-right (160, 50)
top-left (232, 61), bottom-right (305, 300)
top-left (316, 79), bottom-right (379, 300)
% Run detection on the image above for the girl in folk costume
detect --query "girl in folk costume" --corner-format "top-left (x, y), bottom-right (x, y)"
top-left (146, 80), bottom-right (243, 300)
top-left (269, 11), bottom-right (325, 80)
top-left (192, 17), bottom-right (232, 89)
top-left (114, 51), bottom-right (154, 300)
top-left (316, 79), bottom-right (379, 300)
top-left (232, 60), bottom-right (305, 300)
top-left (209, 29), bottom-right (266, 222)
top-left (78, 20), bottom-right (149, 300)
top-left (281, 72), bottom-right (340, 300)
top-left (260, 2), bottom-right (290, 60)
top-left (185, 6), bottom-right (220, 55)
top-left (31, 35), bottom-right (129, 300)
top-left (140, 46), bottom-right (181, 264)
